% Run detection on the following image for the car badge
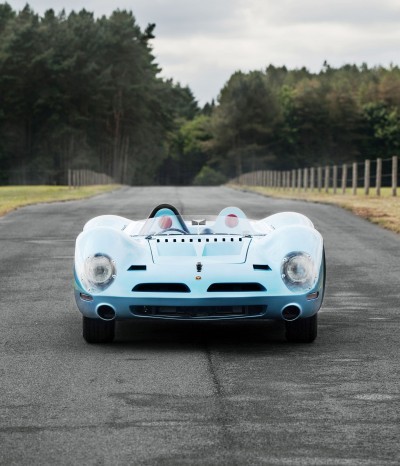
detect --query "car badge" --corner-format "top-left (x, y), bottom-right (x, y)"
top-left (196, 262), bottom-right (203, 272)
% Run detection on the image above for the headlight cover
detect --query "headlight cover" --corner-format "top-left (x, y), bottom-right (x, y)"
top-left (281, 252), bottom-right (316, 292)
top-left (84, 254), bottom-right (116, 290)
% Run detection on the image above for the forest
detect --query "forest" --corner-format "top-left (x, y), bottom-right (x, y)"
top-left (1, 4), bottom-right (400, 185)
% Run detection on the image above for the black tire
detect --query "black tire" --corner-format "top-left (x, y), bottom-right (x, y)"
top-left (82, 316), bottom-right (115, 344)
top-left (285, 313), bottom-right (317, 343)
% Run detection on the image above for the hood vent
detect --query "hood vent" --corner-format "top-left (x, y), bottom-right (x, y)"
top-left (155, 237), bottom-right (243, 243)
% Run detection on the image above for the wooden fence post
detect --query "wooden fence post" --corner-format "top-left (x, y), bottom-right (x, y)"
top-left (352, 162), bottom-right (358, 195)
top-left (303, 168), bottom-right (308, 192)
top-left (376, 158), bottom-right (382, 196)
top-left (292, 170), bottom-right (296, 191)
top-left (310, 167), bottom-right (315, 192)
top-left (317, 167), bottom-right (322, 192)
top-left (341, 164), bottom-right (347, 194)
top-left (333, 165), bottom-right (337, 194)
top-left (392, 156), bottom-right (398, 197)
top-left (364, 159), bottom-right (370, 195)
top-left (297, 169), bottom-right (302, 192)
top-left (324, 166), bottom-right (329, 193)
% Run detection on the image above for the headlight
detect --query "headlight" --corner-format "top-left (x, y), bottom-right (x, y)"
top-left (84, 254), bottom-right (116, 289)
top-left (281, 252), bottom-right (316, 292)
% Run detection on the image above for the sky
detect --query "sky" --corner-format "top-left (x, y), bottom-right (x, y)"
top-left (4, 0), bottom-right (400, 105)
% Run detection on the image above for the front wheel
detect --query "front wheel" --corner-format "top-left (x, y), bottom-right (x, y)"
top-left (83, 316), bottom-right (115, 344)
top-left (285, 314), bottom-right (317, 343)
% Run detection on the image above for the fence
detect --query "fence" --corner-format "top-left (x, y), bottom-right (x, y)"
top-left (68, 169), bottom-right (115, 188)
top-left (232, 156), bottom-right (399, 197)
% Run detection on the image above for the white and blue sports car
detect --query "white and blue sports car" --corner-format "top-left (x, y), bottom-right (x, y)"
top-left (74, 204), bottom-right (325, 344)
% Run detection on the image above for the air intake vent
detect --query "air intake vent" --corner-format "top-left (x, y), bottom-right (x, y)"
top-left (253, 264), bottom-right (271, 271)
top-left (128, 265), bottom-right (147, 271)
top-left (132, 283), bottom-right (190, 293)
top-left (207, 283), bottom-right (266, 292)
top-left (130, 305), bottom-right (267, 319)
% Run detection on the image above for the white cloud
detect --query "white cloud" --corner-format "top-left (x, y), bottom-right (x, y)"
top-left (243, 0), bottom-right (400, 25)
top-left (131, 0), bottom-right (243, 36)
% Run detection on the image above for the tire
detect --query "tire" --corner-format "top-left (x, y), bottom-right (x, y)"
top-left (82, 316), bottom-right (115, 344)
top-left (285, 313), bottom-right (317, 343)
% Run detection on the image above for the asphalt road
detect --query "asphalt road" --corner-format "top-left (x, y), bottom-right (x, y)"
top-left (1, 186), bottom-right (399, 465)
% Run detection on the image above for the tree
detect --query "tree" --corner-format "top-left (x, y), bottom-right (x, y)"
top-left (361, 102), bottom-right (400, 158)
top-left (211, 71), bottom-right (281, 177)
top-left (0, 5), bottom-right (199, 185)
top-left (159, 113), bottom-right (210, 185)
top-left (193, 166), bottom-right (227, 186)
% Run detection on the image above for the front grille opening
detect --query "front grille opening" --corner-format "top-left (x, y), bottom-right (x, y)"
top-left (132, 283), bottom-right (190, 293)
top-left (207, 283), bottom-right (266, 292)
top-left (130, 305), bottom-right (267, 319)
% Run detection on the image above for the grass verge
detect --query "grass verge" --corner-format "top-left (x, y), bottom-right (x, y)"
top-left (230, 185), bottom-right (400, 234)
top-left (0, 185), bottom-right (120, 217)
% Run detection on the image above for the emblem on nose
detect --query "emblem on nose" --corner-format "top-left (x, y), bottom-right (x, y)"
top-left (196, 262), bottom-right (203, 273)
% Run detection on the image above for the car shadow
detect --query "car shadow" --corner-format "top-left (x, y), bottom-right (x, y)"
top-left (114, 319), bottom-right (288, 350)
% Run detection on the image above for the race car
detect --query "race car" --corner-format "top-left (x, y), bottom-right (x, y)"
top-left (74, 204), bottom-right (325, 344)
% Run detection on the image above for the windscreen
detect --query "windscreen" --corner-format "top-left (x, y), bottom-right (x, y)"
top-left (137, 213), bottom-right (257, 236)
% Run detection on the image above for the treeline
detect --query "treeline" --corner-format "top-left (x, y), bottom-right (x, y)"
top-left (1, 4), bottom-right (400, 186)
top-left (184, 64), bottom-right (400, 183)
top-left (0, 4), bottom-right (198, 184)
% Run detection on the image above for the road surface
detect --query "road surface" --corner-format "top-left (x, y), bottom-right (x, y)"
top-left (0, 186), bottom-right (399, 465)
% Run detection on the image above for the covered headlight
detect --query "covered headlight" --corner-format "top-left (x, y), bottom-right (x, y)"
top-left (84, 254), bottom-right (116, 289)
top-left (281, 252), bottom-right (316, 292)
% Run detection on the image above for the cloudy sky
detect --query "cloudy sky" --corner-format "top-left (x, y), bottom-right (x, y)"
top-left (5, 0), bottom-right (400, 104)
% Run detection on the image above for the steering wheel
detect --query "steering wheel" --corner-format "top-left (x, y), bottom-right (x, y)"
top-left (155, 228), bottom-right (189, 235)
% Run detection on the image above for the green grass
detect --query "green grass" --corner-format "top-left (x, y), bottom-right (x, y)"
top-left (0, 185), bottom-right (120, 217)
top-left (230, 184), bottom-right (400, 234)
